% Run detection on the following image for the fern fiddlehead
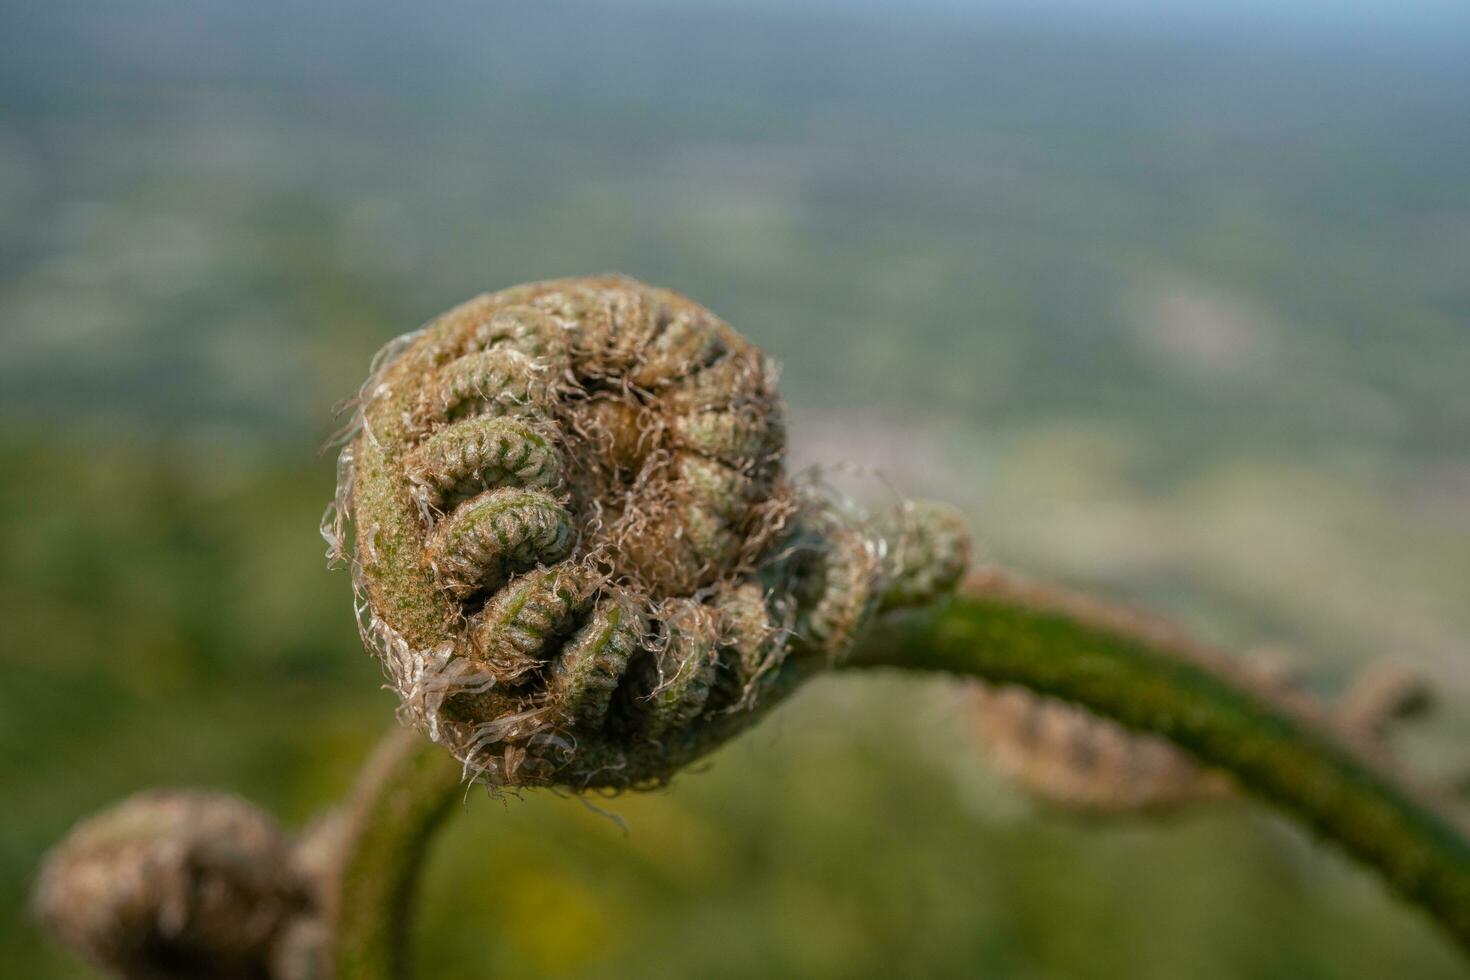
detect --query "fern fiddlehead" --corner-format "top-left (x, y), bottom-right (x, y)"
top-left (968, 654), bottom-right (1436, 814)
top-left (32, 791), bottom-right (308, 980)
top-left (323, 275), bottom-right (970, 789)
top-left (35, 276), bottom-right (1470, 980)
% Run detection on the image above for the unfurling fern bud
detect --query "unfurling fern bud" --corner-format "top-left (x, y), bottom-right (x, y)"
top-left (33, 791), bottom-right (308, 980)
top-left (968, 652), bottom-right (1435, 815)
top-left (970, 683), bottom-right (1235, 813)
top-left (325, 275), bottom-right (971, 788)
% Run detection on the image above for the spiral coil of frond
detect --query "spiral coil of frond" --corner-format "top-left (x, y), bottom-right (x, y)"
top-left (325, 276), bottom-right (970, 788)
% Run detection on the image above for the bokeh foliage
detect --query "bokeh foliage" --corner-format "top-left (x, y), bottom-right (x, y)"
top-left (3, 2), bottom-right (1468, 976)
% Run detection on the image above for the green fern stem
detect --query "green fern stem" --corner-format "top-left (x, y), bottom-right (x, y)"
top-left (844, 570), bottom-right (1470, 950)
top-left (327, 725), bottom-right (463, 980)
top-left (330, 570), bottom-right (1470, 978)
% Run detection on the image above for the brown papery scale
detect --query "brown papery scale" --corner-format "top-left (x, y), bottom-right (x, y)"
top-left (325, 276), bottom-right (971, 789)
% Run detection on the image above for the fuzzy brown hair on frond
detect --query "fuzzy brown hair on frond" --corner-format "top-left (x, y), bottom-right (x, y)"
top-left (324, 276), bottom-right (971, 789)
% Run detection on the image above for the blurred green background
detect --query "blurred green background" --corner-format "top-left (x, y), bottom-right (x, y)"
top-left (3, 1), bottom-right (1469, 976)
